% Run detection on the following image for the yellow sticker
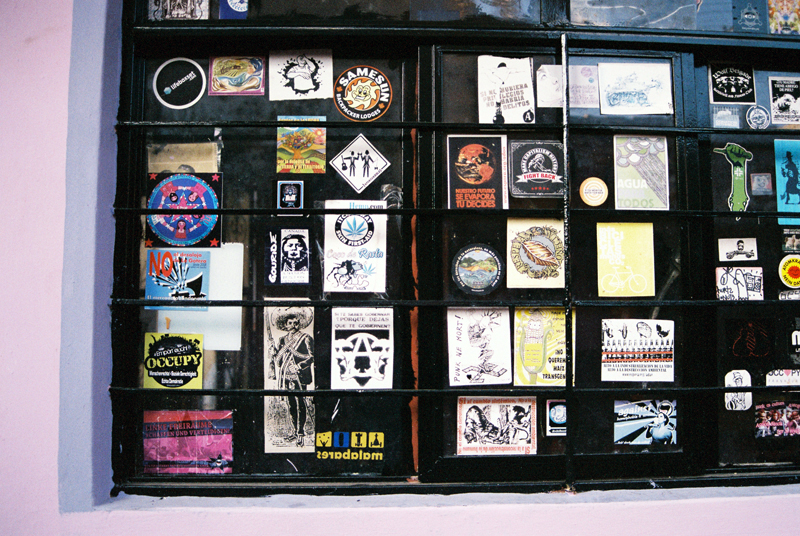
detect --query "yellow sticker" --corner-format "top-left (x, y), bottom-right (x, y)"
top-left (779, 255), bottom-right (800, 288)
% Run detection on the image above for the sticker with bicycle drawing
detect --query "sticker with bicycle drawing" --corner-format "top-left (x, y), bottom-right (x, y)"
top-left (715, 266), bottom-right (763, 300)
top-left (596, 222), bottom-right (655, 298)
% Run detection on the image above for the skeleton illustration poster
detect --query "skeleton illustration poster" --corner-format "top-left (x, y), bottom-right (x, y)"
top-left (596, 222), bottom-right (655, 298)
top-left (331, 308), bottom-right (393, 390)
top-left (715, 266), bottom-right (764, 300)
top-left (774, 139), bottom-right (800, 225)
top-left (456, 397), bottom-right (536, 455)
top-left (514, 308), bottom-right (566, 387)
top-left (601, 319), bottom-right (674, 382)
top-left (323, 200), bottom-right (387, 293)
top-left (507, 218), bottom-right (565, 289)
top-left (614, 136), bottom-right (668, 210)
top-left (477, 55), bottom-right (535, 125)
top-left (614, 400), bottom-right (677, 446)
top-left (145, 249), bottom-right (209, 310)
top-left (447, 308), bottom-right (512, 387)
top-left (269, 50), bottom-right (332, 101)
top-left (598, 62), bottom-right (673, 115)
top-left (264, 307), bottom-right (315, 453)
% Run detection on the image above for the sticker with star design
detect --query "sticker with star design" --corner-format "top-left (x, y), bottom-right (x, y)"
top-left (334, 65), bottom-right (392, 122)
top-left (323, 200), bottom-right (387, 293)
top-left (146, 172), bottom-right (222, 248)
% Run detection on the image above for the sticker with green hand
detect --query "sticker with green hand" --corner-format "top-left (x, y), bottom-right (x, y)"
top-left (713, 142), bottom-right (752, 212)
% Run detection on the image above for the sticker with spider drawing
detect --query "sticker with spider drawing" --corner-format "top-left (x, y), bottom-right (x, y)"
top-left (456, 397), bottom-right (536, 455)
top-left (448, 308), bottom-right (511, 387)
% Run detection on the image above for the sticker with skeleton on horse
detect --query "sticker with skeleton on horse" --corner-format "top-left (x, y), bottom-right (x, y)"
top-left (507, 218), bottom-right (564, 289)
top-left (264, 306), bottom-right (315, 453)
top-left (331, 308), bottom-right (393, 390)
top-left (457, 397), bottom-right (536, 455)
top-left (324, 200), bottom-right (387, 293)
top-left (774, 139), bottom-right (800, 225)
top-left (447, 308), bottom-right (511, 387)
top-left (514, 308), bottom-right (566, 386)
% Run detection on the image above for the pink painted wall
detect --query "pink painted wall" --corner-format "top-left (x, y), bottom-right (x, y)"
top-left (2, 0), bottom-right (800, 534)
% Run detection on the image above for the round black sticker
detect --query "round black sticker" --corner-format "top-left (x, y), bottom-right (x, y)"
top-left (452, 244), bottom-right (504, 295)
top-left (153, 57), bottom-right (206, 110)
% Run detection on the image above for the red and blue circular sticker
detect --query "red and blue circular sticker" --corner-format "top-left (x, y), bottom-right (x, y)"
top-left (146, 173), bottom-right (221, 247)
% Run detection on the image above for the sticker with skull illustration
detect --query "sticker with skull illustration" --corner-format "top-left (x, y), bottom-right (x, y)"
top-left (331, 308), bottom-right (393, 390)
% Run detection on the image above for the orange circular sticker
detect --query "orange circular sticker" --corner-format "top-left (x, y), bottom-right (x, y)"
top-left (579, 177), bottom-right (608, 206)
top-left (779, 255), bottom-right (800, 288)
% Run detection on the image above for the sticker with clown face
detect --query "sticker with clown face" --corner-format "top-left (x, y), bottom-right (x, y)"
top-left (331, 307), bottom-right (393, 390)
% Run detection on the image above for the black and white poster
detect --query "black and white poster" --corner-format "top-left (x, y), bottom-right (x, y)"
top-left (331, 308), bottom-right (393, 390)
top-left (265, 227), bottom-right (311, 285)
top-left (709, 65), bottom-right (756, 105)
top-left (770, 76), bottom-right (800, 125)
top-left (264, 306), bottom-right (315, 453)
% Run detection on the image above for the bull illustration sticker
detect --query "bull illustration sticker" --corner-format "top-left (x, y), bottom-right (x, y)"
top-left (331, 307), bottom-right (393, 390)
